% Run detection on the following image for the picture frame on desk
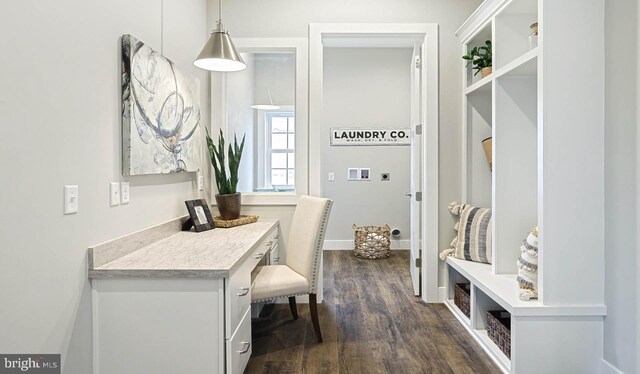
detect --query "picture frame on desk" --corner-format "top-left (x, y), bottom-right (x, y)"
top-left (184, 199), bottom-right (214, 232)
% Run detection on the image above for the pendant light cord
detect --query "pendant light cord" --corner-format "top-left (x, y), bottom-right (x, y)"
top-left (215, 0), bottom-right (223, 31)
top-left (159, 0), bottom-right (164, 53)
top-left (268, 89), bottom-right (275, 106)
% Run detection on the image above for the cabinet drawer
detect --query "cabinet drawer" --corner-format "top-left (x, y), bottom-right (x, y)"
top-left (270, 244), bottom-right (280, 264)
top-left (271, 229), bottom-right (279, 247)
top-left (226, 307), bottom-right (252, 374)
top-left (225, 261), bottom-right (252, 339)
top-left (225, 226), bottom-right (277, 338)
top-left (226, 240), bottom-right (271, 338)
top-left (261, 231), bottom-right (277, 256)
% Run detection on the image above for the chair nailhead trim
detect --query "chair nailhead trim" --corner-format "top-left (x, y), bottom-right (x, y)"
top-left (310, 200), bottom-right (333, 294)
top-left (252, 292), bottom-right (309, 304)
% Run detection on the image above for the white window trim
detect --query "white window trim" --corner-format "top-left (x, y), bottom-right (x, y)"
top-left (210, 38), bottom-right (308, 206)
top-left (264, 110), bottom-right (295, 189)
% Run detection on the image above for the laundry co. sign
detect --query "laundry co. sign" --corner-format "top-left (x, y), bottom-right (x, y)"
top-left (330, 128), bottom-right (411, 146)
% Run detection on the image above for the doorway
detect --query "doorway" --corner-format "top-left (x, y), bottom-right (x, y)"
top-left (309, 24), bottom-right (439, 303)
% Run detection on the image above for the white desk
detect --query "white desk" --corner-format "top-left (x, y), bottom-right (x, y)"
top-left (88, 219), bottom-right (279, 374)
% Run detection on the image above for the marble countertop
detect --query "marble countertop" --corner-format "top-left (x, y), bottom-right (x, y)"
top-left (89, 220), bottom-right (278, 279)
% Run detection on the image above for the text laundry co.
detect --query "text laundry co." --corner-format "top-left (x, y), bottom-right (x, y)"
top-left (330, 128), bottom-right (411, 146)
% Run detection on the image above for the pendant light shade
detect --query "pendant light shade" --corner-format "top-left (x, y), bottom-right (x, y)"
top-left (251, 89), bottom-right (280, 110)
top-left (194, 0), bottom-right (246, 72)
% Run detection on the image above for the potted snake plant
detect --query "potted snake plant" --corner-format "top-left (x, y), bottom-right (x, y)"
top-left (206, 128), bottom-right (245, 220)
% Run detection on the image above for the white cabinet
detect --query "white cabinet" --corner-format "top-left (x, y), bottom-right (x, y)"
top-left (91, 279), bottom-right (225, 374)
top-left (451, 0), bottom-right (606, 372)
top-left (226, 307), bottom-right (252, 374)
top-left (90, 220), bottom-right (279, 374)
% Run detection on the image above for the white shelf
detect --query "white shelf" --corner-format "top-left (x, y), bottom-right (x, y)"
top-left (465, 49), bottom-right (538, 96)
top-left (455, 0), bottom-right (607, 371)
top-left (444, 298), bottom-right (510, 374)
top-left (465, 74), bottom-right (493, 95)
top-left (495, 48), bottom-right (538, 79)
top-left (444, 299), bottom-right (470, 326)
top-left (446, 257), bottom-right (606, 316)
top-left (476, 330), bottom-right (511, 372)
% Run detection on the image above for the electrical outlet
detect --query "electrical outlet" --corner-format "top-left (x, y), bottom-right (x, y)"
top-left (64, 185), bottom-right (79, 214)
top-left (121, 182), bottom-right (130, 204)
top-left (110, 182), bottom-right (120, 206)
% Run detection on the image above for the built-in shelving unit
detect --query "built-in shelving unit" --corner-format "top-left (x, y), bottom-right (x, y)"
top-left (452, 0), bottom-right (606, 372)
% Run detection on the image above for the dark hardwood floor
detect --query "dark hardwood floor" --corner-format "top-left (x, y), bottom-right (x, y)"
top-left (246, 251), bottom-right (500, 374)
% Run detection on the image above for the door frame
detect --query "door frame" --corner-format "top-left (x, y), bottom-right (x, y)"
top-left (309, 23), bottom-right (440, 303)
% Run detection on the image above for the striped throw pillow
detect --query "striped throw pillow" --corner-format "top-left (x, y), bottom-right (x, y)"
top-left (453, 204), bottom-right (492, 264)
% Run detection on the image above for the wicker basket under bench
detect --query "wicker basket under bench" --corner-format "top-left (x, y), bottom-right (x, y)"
top-left (454, 283), bottom-right (471, 318)
top-left (487, 310), bottom-right (511, 359)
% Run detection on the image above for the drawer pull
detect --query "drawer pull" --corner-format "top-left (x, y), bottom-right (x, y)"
top-left (253, 253), bottom-right (265, 259)
top-left (273, 257), bottom-right (280, 261)
top-left (238, 341), bottom-right (251, 354)
top-left (264, 241), bottom-right (273, 247)
top-left (236, 287), bottom-right (250, 296)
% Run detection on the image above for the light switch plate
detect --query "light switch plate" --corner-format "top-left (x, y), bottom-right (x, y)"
top-left (328, 172), bottom-right (335, 182)
top-left (121, 182), bottom-right (130, 204)
top-left (198, 175), bottom-right (204, 191)
top-left (64, 185), bottom-right (79, 214)
top-left (110, 182), bottom-right (120, 206)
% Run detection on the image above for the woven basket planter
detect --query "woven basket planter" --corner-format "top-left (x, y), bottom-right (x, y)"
top-left (454, 283), bottom-right (471, 318)
top-left (480, 66), bottom-right (493, 78)
top-left (353, 224), bottom-right (391, 260)
top-left (487, 310), bottom-right (511, 359)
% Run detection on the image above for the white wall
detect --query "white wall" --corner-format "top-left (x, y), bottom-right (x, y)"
top-left (0, 0), bottom-right (208, 372)
top-left (603, 1), bottom-right (639, 372)
top-left (254, 54), bottom-right (296, 107)
top-left (207, 0), bottom-right (482, 259)
top-left (322, 48), bottom-right (412, 244)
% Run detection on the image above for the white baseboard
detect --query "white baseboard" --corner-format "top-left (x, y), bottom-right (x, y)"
top-left (602, 359), bottom-right (624, 374)
top-left (323, 239), bottom-right (410, 250)
top-left (438, 286), bottom-right (446, 303)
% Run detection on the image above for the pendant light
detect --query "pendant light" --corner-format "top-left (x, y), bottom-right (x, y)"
top-left (194, 0), bottom-right (246, 72)
top-left (251, 89), bottom-right (280, 110)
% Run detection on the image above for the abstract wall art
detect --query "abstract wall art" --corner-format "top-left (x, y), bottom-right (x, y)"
top-left (121, 34), bottom-right (202, 175)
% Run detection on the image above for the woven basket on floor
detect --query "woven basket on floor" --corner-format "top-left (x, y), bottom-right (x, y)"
top-left (487, 310), bottom-right (511, 359)
top-left (353, 224), bottom-right (391, 260)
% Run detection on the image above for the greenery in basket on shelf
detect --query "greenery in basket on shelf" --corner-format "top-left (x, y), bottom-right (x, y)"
top-left (462, 40), bottom-right (492, 76)
top-left (206, 128), bottom-right (245, 195)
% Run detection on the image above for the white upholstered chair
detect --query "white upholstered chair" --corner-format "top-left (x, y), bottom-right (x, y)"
top-left (251, 195), bottom-right (333, 343)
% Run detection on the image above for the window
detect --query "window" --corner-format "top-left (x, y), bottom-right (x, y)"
top-left (266, 112), bottom-right (295, 190)
top-left (212, 38), bottom-right (308, 205)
